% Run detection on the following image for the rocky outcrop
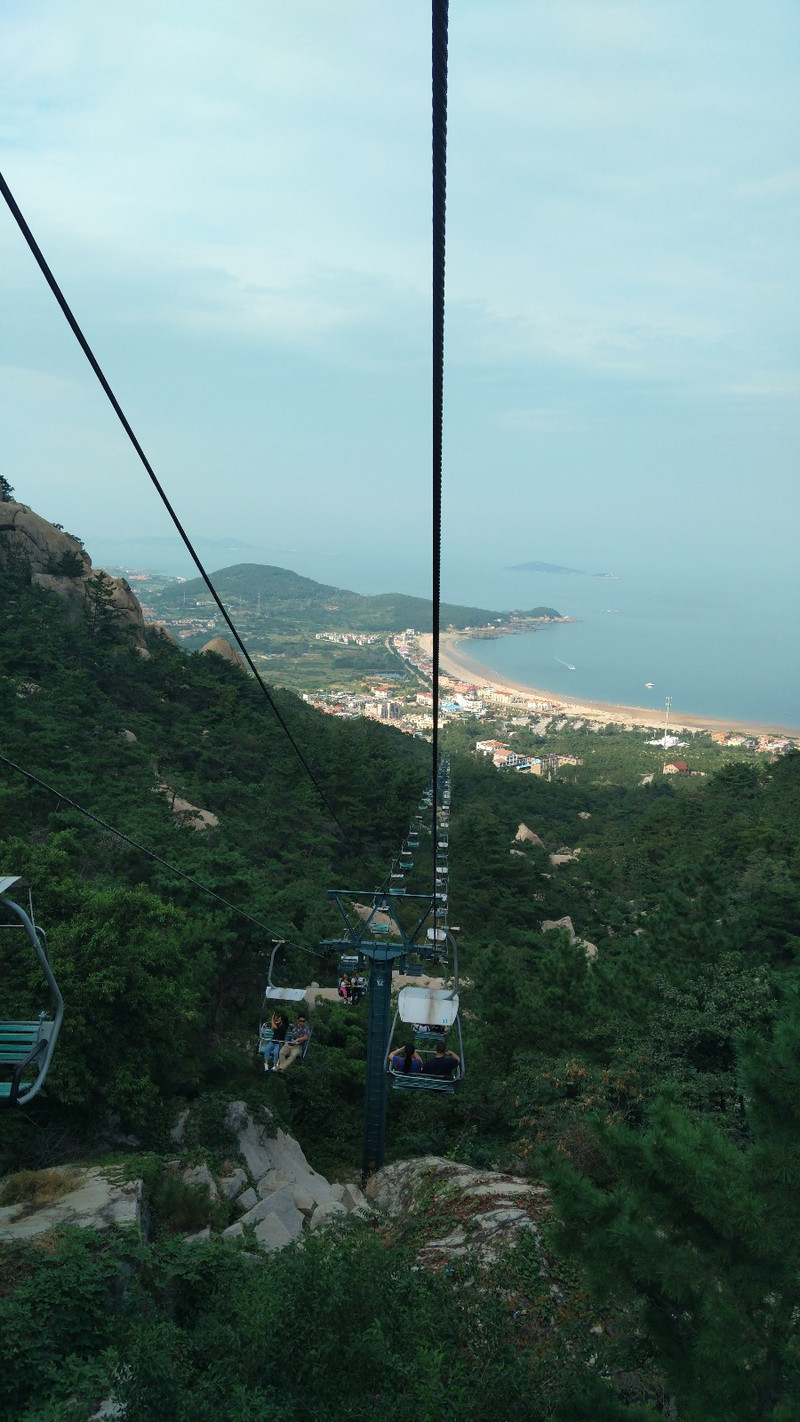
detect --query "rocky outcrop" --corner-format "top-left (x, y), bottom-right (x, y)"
top-left (0, 500), bottom-right (90, 578)
top-left (0, 1168), bottom-right (144, 1243)
top-left (0, 499), bottom-right (146, 643)
top-left (541, 915), bottom-right (598, 960)
top-left (219, 1102), bottom-right (371, 1250)
top-left (515, 823), bottom-right (545, 848)
top-left (200, 636), bottom-right (245, 668)
top-left (548, 847), bottom-right (581, 866)
top-left (366, 1158), bottom-right (549, 1268)
top-left (155, 781), bottom-right (219, 831)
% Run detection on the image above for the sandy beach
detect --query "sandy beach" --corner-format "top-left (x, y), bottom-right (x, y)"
top-left (416, 633), bottom-right (798, 739)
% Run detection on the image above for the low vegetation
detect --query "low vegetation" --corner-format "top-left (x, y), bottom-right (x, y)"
top-left (2, 522), bottom-right (799, 1419)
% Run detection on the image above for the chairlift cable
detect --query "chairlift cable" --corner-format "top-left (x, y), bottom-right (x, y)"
top-left (431, 0), bottom-right (448, 883)
top-left (0, 167), bottom-right (361, 860)
top-left (0, 751), bottom-right (322, 957)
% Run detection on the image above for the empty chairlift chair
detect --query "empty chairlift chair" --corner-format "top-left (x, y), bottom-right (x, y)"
top-left (0, 877), bottom-right (63, 1107)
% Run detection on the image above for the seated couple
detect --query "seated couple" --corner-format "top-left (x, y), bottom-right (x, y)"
top-left (263, 1012), bottom-right (310, 1073)
top-left (389, 1041), bottom-right (460, 1079)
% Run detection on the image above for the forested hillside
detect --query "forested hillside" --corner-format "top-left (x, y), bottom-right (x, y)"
top-left (2, 517), bottom-right (799, 1420)
top-left (149, 561), bottom-right (560, 632)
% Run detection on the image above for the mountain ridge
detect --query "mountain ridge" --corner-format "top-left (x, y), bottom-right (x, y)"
top-left (150, 561), bottom-right (562, 633)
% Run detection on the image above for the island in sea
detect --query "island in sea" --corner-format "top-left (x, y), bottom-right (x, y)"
top-left (507, 560), bottom-right (617, 578)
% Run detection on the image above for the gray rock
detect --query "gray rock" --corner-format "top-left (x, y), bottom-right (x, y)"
top-left (291, 1186), bottom-right (316, 1215)
top-left (222, 1222), bottom-right (245, 1240)
top-left (461, 1182), bottom-right (535, 1200)
top-left (237, 1188), bottom-right (258, 1213)
top-left (0, 500), bottom-right (90, 579)
top-left (92, 1398), bottom-right (125, 1419)
top-left (254, 1214), bottom-right (294, 1251)
top-left (364, 1158), bottom-right (549, 1271)
top-left (225, 1103), bottom-right (335, 1207)
top-left (256, 1169), bottom-right (293, 1197)
top-left (339, 1181), bottom-right (368, 1213)
top-left (240, 1186), bottom-right (303, 1240)
top-left (180, 1163), bottom-right (218, 1200)
top-left (184, 1226), bottom-right (212, 1243)
top-left (218, 1167), bottom-right (248, 1201)
top-left (0, 1168), bottom-right (143, 1243)
top-left (169, 1109), bottom-right (190, 1145)
top-left (226, 1101), bottom-right (277, 1180)
top-left (309, 1199), bottom-right (348, 1230)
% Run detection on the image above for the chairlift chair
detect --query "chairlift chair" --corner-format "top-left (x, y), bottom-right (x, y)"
top-left (259, 941), bottom-right (313, 1066)
top-left (386, 926), bottom-right (463, 1094)
top-left (0, 877), bottom-right (63, 1107)
top-left (386, 986), bottom-right (463, 1094)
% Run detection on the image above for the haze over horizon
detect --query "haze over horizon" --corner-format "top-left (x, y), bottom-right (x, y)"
top-left (2, 1), bottom-right (798, 607)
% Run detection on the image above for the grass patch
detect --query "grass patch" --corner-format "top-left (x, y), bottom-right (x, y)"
top-left (0, 1166), bottom-right (80, 1212)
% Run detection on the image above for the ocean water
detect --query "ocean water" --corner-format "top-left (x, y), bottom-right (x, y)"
top-left (300, 549), bottom-right (797, 731)
top-left (442, 563), bottom-right (798, 732)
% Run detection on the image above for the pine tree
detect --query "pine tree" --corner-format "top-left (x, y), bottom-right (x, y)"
top-left (547, 992), bottom-right (800, 1420)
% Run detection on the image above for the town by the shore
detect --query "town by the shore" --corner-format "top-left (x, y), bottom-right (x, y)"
top-left (419, 633), bottom-right (799, 740)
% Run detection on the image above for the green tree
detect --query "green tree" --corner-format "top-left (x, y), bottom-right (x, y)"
top-left (547, 993), bottom-right (800, 1421)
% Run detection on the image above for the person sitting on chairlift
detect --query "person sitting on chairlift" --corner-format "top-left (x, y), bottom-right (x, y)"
top-left (277, 1015), bottom-right (310, 1073)
top-left (264, 1011), bottom-right (288, 1071)
top-left (338, 973), bottom-right (352, 1003)
top-left (423, 1042), bottom-right (460, 1078)
top-left (390, 1043), bottom-right (423, 1074)
top-left (350, 971), bottom-right (366, 1004)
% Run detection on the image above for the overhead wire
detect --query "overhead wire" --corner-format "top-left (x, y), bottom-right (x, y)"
top-left (0, 751), bottom-right (324, 960)
top-left (0, 168), bottom-right (360, 858)
top-left (431, 0), bottom-right (449, 881)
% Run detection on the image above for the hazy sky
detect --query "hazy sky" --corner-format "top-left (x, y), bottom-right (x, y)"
top-left (2, 1), bottom-right (798, 596)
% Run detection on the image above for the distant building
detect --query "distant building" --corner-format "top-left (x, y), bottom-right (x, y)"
top-left (476, 739), bottom-right (509, 755)
top-left (663, 760), bottom-right (690, 774)
top-left (493, 751), bottom-right (530, 770)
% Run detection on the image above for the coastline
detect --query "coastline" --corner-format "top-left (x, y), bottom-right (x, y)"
top-left (418, 633), bottom-right (799, 739)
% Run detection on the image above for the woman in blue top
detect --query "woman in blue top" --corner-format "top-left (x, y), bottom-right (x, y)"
top-left (389, 1043), bottom-right (423, 1074)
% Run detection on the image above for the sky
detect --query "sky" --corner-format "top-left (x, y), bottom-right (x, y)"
top-left (1, 0), bottom-right (799, 600)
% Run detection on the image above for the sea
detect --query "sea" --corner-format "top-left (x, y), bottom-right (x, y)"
top-left (439, 562), bottom-right (798, 732)
top-left (92, 535), bottom-right (798, 733)
top-left (323, 551), bottom-right (797, 733)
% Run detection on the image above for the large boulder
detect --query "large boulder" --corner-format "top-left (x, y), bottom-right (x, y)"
top-left (0, 499), bottom-right (146, 642)
top-left (0, 1167), bottom-right (144, 1243)
top-left (226, 1103), bottom-right (337, 1208)
top-left (365, 1158), bottom-right (549, 1269)
top-left (200, 637), bottom-right (245, 669)
top-left (0, 500), bottom-right (90, 578)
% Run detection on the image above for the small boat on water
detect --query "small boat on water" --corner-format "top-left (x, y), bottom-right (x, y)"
top-left (645, 682), bottom-right (654, 689)
top-left (556, 657), bottom-right (576, 671)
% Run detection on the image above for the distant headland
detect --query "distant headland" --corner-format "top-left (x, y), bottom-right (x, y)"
top-left (507, 560), bottom-right (617, 579)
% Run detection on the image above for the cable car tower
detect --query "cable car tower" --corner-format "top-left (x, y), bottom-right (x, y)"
top-left (322, 885), bottom-right (440, 1179)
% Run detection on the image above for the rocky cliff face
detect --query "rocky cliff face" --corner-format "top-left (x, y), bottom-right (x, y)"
top-left (0, 499), bottom-right (146, 641)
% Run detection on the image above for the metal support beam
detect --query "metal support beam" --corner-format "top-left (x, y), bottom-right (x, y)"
top-left (361, 944), bottom-right (395, 1180)
top-left (322, 887), bottom-right (436, 1184)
